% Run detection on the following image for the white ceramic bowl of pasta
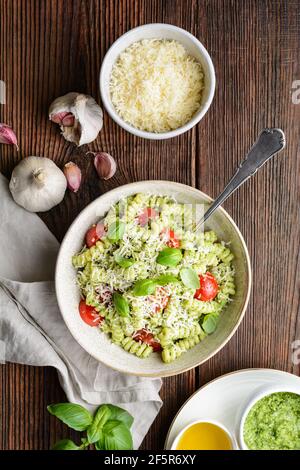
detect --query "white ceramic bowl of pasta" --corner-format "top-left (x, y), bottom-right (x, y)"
top-left (99, 23), bottom-right (215, 139)
top-left (55, 181), bottom-right (251, 377)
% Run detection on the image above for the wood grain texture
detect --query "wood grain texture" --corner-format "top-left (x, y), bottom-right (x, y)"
top-left (0, 0), bottom-right (299, 450)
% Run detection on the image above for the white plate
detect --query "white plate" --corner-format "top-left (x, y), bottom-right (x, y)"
top-left (164, 368), bottom-right (300, 449)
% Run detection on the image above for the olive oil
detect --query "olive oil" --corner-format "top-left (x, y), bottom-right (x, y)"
top-left (176, 422), bottom-right (233, 450)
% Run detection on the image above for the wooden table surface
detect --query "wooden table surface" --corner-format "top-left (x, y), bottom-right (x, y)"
top-left (0, 0), bottom-right (299, 450)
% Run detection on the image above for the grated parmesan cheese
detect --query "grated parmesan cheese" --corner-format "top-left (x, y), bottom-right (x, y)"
top-left (110, 39), bottom-right (205, 133)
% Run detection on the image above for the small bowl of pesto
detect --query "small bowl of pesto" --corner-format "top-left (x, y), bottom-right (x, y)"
top-left (239, 388), bottom-right (300, 450)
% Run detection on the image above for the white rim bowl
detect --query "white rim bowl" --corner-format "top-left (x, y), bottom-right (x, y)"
top-left (171, 419), bottom-right (238, 450)
top-left (99, 23), bottom-right (216, 139)
top-left (239, 386), bottom-right (300, 450)
top-left (55, 181), bottom-right (251, 377)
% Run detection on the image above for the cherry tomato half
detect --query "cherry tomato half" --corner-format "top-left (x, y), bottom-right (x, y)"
top-left (79, 300), bottom-right (103, 326)
top-left (137, 208), bottom-right (158, 226)
top-left (161, 228), bottom-right (181, 248)
top-left (194, 272), bottom-right (219, 301)
top-left (133, 329), bottom-right (162, 352)
top-left (85, 222), bottom-right (106, 248)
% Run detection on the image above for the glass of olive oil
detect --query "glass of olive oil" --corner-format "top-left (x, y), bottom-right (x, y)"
top-left (172, 421), bottom-right (236, 450)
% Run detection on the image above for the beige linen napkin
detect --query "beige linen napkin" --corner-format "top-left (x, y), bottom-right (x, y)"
top-left (0, 173), bottom-right (162, 448)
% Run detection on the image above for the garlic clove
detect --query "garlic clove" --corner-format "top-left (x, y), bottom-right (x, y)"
top-left (74, 94), bottom-right (103, 146)
top-left (49, 92), bottom-right (103, 146)
top-left (0, 123), bottom-right (19, 150)
top-left (92, 152), bottom-right (117, 180)
top-left (63, 161), bottom-right (82, 192)
top-left (50, 112), bottom-right (75, 127)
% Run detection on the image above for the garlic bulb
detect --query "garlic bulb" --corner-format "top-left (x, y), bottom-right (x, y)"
top-left (9, 157), bottom-right (67, 212)
top-left (49, 92), bottom-right (103, 146)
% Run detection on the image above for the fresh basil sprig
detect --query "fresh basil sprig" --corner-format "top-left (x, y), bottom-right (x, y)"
top-left (48, 403), bottom-right (134, 451)
top-left (107, 219), bottom-right (126, 241)
top-left (180, 267), bottom-right (200, 289)
top-left (156, 247), bottom-right (182, 267)
top-left (114, 253), bottom-right (135, 268)
top-left (113, 292), bottom-right (130, 317)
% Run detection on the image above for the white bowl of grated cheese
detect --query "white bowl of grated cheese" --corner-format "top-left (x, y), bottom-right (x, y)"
top-left (100, 24), bottom-right (216, 139)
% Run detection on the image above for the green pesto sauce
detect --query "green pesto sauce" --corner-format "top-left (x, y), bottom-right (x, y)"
top-left (243, 392), bottom-right (300, 450)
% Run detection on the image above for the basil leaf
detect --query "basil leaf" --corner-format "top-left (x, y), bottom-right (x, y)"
top-left (52, 439), bottom-right (80, 450)
top-left (133, 279), bottom-right (157, 296)
top-left (92, 405), bottom-right (134, 450)
top-left (107, 220), bottom-right (126, 241)
top-left (101, 420), bottom-right (133, 450)
top-left (156, 248), bottom-right (182, 267)
top-left (180, 267), bottom-right (200, 289)
top-left (155, 274), bottom-right (178, 286)
top-left (87, 404), bottom-right (112, 444)
top-left (94, 432), bottom-right (105, 450)
top-left (105, 405), bottom-right (134, 429)
top-left (47, 403), bottom-right (93, 431)
top-left (202, 313), bottom-right (219, 334)
top-left (114, 253), bottom-right (135, 268)
top-left (113, 292), bottom-right (130, 317)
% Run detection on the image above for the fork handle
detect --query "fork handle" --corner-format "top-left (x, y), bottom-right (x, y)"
top-left (197, 128), bottom-right (286, 227)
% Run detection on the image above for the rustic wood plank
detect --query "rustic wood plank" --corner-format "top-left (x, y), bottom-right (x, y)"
top-left (0, 0), bottom-right (299, 450)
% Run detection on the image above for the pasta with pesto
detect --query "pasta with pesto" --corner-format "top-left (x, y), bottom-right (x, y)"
top-left (72, 194), bottom-right (235, 363)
